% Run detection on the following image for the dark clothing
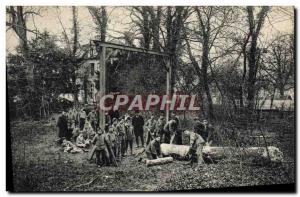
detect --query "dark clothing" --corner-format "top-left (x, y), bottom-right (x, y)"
top-left (146, 152), bottom-right (158, 160)
top-left (187, 132), bottom-right (205, 165)
top-left (126, 139), bottom-right (133, 155)
top-left (132, 115), bottom-right (144, 130)
top-left (132, 115), bottom-right (144, 146)
top-left (57, 115), bottom-right (68, 138)
top-left (194, 120), bottom-right (202, 134)
top-left (66, 128), bottom-right (73, 141)
top-left (163, 120), bottom-right (177, 144)
top-left (175, 129), bottom-right (183, 145)
top-left (134, 128), bottom-right (144, 147)
top-left (156, 118), bottom-right (165, 143)
top-left (117, 133), bottom-right (126, 158)
top-left (79, 118), bottom-right (85, 130)
top-left (95, 149), bottom-right (109, 166)
top-left (105, 114), bottom-right (111, 126)
top-left (145, 139), bottom-right (161, 159)
top-left (110, 110), bottom-right (119, 121)
top-left (172, 116), bottom-right (180, 143)
top-left (173, 116), bottom-right (179, 130)
top-left (194, 121), bottom-right (212, 142)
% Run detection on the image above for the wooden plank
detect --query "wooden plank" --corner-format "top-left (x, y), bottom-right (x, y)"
top-left (99, 46), bottom-right (106, 131)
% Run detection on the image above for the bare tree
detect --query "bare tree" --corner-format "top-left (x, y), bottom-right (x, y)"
top-left (262, 34), bottom-right (294, 98)
top-left (184, 7), bottom-right (236, 120)
top-left (245, 6), bottom-right (270, 110)
top-left (56, 6), bottom-right (87, 105)
top-left (129, 6), bottom-right (152, 49)
top-left (149, 6), bottom-right (162, 51)
top-left (6, 6), bottom-right (41, 80)
top-left (88, 6), bottom-right (108, 42)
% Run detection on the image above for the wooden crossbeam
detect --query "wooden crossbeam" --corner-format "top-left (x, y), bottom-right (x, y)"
top-left (92, 40), bottom-right (170, 57)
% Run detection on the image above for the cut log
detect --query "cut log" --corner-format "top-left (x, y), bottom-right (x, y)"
top-left (161, 144), bottom-right (190, 157)
top-left (145, 157), bottom-right (174, 167)
top-left (160, 144), bottom-right (283, 163)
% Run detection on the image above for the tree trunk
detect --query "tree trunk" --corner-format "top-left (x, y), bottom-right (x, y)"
top-left (160, 144), bottom-right (283, 163)
top-left (279, 85), bottom-right (285, 98)
top-left (88, 6), bottom-right (107, 42)
top-left (150, 6), bottom-right (161, 51)
top-left (247, 35), bottom-right (258, 111)
top-left (246, 6), bottom-right (269, 111)
top-left (202, 37), bottom-right (215, 120)
top-left (239, 37), bottom-right (249, 108)
top-left (100, 7), bottom-right (107, 42)
top-left (7, 6), bottom-right (33, 82)
top-left (141, 7), bottom-right (151, 49)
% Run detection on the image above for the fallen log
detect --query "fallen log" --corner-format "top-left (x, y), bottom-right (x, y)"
top-left (160, 144), bottom-right (283, 163)
top-left (145, 157), bottom-right (174, 167)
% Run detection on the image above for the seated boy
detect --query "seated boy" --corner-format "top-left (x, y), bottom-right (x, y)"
top-left (145, 136), bottom-right (161, 160)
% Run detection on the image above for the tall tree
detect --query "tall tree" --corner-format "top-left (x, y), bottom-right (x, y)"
top-left (245, 6), bottom-right (270, 110)
top-left (148, 6), bottom-right (162, 51)
top-left (56, 6), bottom-right (87, 105)
top-left (184, 7), bottom-right (235, 120)
top-left (88, 6), bottom-right (108, 42)
top-left (6, 6), bottom-right (40, 81)
top-left (262, 34), bottom-right (294, 98)
top-left (164, 7), bottom-right (190, 93)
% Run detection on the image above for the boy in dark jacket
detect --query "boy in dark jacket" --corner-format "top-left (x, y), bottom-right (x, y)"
top-left (145, 136), bottom-right (161, 160)
top-left (56, 111), bottom-right (68, 144)
top-left (132, 112), bottom-right (145, 148)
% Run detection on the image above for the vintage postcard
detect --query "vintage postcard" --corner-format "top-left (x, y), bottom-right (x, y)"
top-left (6, 6), bottom-right (295, 192)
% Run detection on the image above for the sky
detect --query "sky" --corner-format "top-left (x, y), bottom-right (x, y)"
top-left (6, 6), bottom-right (294, 54)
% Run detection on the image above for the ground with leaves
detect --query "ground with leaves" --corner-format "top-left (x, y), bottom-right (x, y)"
top-left (9, 117), bottom-right (295, 192)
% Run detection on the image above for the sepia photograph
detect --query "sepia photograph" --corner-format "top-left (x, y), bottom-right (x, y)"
top-left (6, 5), bottom-right (295, 192)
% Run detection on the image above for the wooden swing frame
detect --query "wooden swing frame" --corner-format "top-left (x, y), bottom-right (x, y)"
top-left (92, 40), bottom-right (172, 131)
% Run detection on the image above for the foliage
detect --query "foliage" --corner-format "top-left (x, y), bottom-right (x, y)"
top-left (7, 32), bottom-right (79, 119)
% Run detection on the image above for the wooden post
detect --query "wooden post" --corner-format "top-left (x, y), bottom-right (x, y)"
top-left (166, 58), bottom-right (171, 122)
top-left (99, 46), bottom-right (106, 131)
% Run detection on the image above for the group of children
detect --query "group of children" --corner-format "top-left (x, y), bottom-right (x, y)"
top-left (56, 108), bottom-right (99, 153)
top-left (90, 115), bottom-right (135, 167)
top-left (56, 107), bottom-right (213, 168)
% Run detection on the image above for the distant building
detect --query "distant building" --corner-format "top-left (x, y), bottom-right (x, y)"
top-left (75, 58), bottom-right (100, 104)
top-left (256, 89), bottom-right (294, 111)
